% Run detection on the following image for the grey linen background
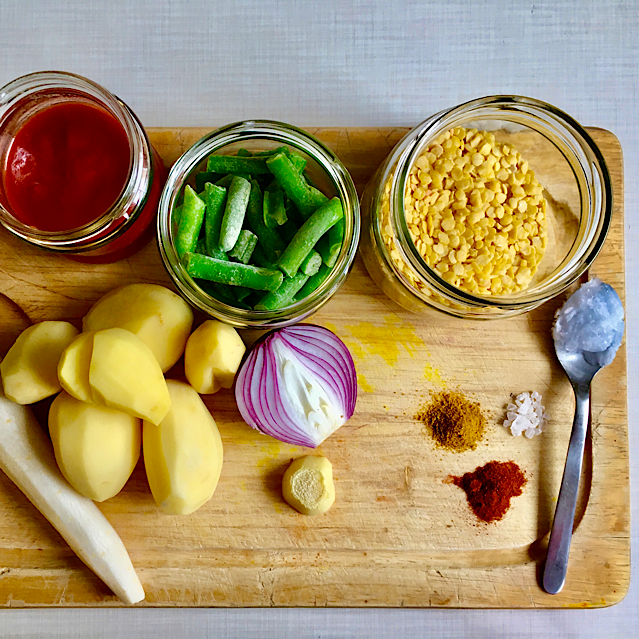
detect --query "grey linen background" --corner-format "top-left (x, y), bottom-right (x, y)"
top-left (0, 0), bottom-right (637, 637)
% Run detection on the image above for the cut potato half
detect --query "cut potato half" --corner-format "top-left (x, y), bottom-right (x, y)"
top-left (0, 321), bottom-right (79, 404)
top-left (89, 328), bottom-right (171, 425)
top-left (58, 331), bottom-right (95, 403)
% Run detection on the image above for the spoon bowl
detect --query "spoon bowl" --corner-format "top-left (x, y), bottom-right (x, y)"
top-left (555, 349), bottom-right (602, 386)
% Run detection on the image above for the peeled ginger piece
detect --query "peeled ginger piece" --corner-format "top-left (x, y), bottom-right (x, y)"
top-left (282, 455), bottom-right (335, 516)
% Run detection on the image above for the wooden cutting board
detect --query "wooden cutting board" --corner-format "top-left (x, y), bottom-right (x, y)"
top-left (0, 127), bottom-right (628, 608)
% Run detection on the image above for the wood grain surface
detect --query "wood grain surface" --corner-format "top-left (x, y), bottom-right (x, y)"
top-left (0, 127), bottom-right (628, 608)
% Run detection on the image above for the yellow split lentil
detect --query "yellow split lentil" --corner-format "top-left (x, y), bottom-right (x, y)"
top-left (381, 127), bottom-right (548, 296)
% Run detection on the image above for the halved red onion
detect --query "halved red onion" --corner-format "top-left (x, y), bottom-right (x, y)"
top-left (235, 324), bottom-right (357, 448)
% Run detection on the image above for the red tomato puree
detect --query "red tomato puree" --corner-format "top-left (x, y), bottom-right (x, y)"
top-left (3, 101), bottom-right (131, 232)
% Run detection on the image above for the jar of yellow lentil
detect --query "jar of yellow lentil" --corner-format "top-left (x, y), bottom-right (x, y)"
top-left (360, 96), bottom-right (612, 318)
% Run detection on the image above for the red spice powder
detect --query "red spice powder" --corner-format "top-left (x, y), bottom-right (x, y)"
top-left (451, 460), bottom-right (527, 523)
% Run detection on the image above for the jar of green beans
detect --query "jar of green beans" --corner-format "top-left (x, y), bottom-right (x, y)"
top-left (157, 121), bottom-right (360, 328)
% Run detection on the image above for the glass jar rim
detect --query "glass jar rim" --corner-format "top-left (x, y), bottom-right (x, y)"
top-left (0, 70), bottom-right (151, 251)
top-left (157, 119), bottom-right (361, 328)
top-left (383, 95), bottom-right (613, 310)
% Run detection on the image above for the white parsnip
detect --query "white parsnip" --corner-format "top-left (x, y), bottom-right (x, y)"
top-left (0, 383), bottom-right (144, 605)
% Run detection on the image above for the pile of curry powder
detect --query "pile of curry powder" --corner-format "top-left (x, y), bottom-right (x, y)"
top-left (415, 390), bottom-right (487, 452)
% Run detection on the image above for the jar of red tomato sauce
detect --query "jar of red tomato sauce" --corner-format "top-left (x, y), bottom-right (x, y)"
top-left (0, 71), bottom-right (167, 262)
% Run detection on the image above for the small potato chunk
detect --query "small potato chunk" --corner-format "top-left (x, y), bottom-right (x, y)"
top-left (49, 392), bottom-right (141, 502)
top-left (0, 321), bottom-right (79, 404)
top-left (57, 331), bottom-right (95, 403)
top-left (89, 328), bottom-right (171, 425)
top-left (82, 284), bottom-right (193, 373)
top-left (282, 456), bottom-right (335, 516)
top-left (184, 320), bottom-right (246, 394)
top-left (143, 380), bottom-right (223, 515)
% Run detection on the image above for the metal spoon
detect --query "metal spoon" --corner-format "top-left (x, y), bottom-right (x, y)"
top-left (542, 347), bottom-right (601, 595)
top-left (543, 279), bottom-right (624, 594)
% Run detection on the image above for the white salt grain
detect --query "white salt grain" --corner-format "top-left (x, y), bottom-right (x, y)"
top-left (503, 391), bottom-right (547, 438)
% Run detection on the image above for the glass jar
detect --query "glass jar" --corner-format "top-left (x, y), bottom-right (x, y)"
top-left (157, 120), bottom-right (360, 329)
top-left (360, 96), bottom-right (612, 319)
top-left (0, 71), bottom-right (167, 263)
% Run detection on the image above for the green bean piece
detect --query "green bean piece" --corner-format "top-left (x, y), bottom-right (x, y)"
top-left (215, 293), bottom-right (252, 310)
top-left (306, 185), bottom-right (329, 210)
top-left (195, 236), bottom-right (229, 262)
top-left (229, 229), bottom-right (258, 265)
top-left (175, 186), bottom-right (206, 259)
top-left (173, 204), bottom-right (183, 228)
top-left (204, 243), bottom-right (229, 262)
top-left (195, 172), bottom-right (221, 192)
top-left (266, 152), bottom-right (328, 218)
top-left (300, 250), bottom-right (322, 276)
top-left (184, 252), bottom-right (283, 291)
top-left (327, 218), bottom-right (344, 263)
top-left (213, 282), bottom-right (252, 302)
top-left (263, 188), bottom-right (287, 228)
top-left (236, 148), bottom-right (253, 157)
top-left (206, 155), bottom-right (270, 175)
top-left (228, 230), bottom-right (252, 261)
top-left (316, 236), bottom-right (333, 267)
top-left (251, 146), bottom-right (289, 158)
top-left (251, 147), bottom-right (306, 172)
top-left (276, 197), bottom-right (343, 277)
top-left (219, 176), bottom-right (251, 252)
top-left (245, 179), bottom-right (286, 262)
top-left (287, 151), bottom-right (307, 173)
top-left (241, 233), bottom-right (258, 264)
top-left (316, 217), bottom-right (344, 267)
top-left (254, 272), bottom-right (310, 311)
top-left (251, 243), bottom-right (278, 270)
top-left (295, 263), bottom-right (331, 301)
top-left (197, 281), bottom-right (252, 309)
top-left (202, 183), bottom-right (227, 253)
top-left (214, 174), bottom-right (234, 188)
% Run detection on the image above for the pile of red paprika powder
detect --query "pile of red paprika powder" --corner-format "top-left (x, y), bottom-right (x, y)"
top-left (451, 460), bottom-right (527, 523)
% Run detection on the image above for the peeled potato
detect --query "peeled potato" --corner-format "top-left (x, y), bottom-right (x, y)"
top-left (0, 321), bottom-right (79, 404)
top-left (49, 391), bottom-right (141, 502)
top-left (143, 380), bottom-right (223, 515)
top-left (82, 283), bottom-right (193, 373)
top-left (282, 456), bottom-right (335, 516)
top-left (89, 328), bottom-right (171, 425)
top-left (184, 320), bottom-right (246, 394)
top-left (57, 331), bottom-right (95, 403)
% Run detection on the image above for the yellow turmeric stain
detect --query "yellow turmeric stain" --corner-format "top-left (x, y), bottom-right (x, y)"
top-left (358, 373), bottom-right (375, 394)
top-left (320, 316), bottom-right (442, 393)
top-left (256, 440), bottom-right (281, 468)
top-left (565, 599), bottom-right (607, 608)
top-left (343, 314), bottom-right (424, 367)
top-left (424, 362), bottom-right (446, 386)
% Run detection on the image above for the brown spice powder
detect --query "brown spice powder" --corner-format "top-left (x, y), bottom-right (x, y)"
top-left (415, 390), bottom-right (487, 452)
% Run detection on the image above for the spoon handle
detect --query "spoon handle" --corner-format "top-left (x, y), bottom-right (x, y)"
top-left (543, 383), bottom-right (590, 594)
